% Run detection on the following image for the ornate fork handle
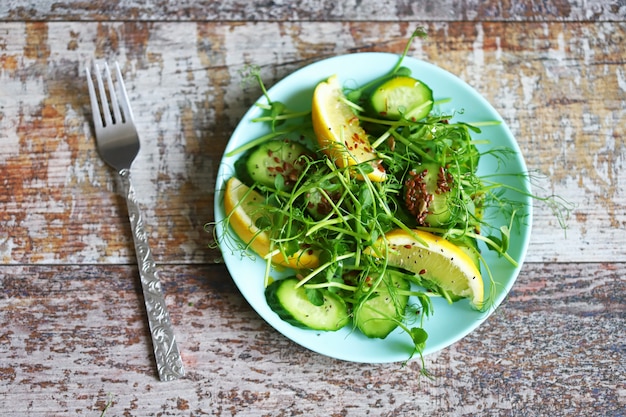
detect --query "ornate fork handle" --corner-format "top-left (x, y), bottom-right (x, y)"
top-left (119, 169), bottom-right (185, 381)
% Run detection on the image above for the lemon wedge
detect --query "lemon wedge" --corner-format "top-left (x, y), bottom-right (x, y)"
top-left (312, 75), bottom-right (386, 182)
top-left (365, 229), bottom-right (484, 308)
top-left (224, 177), bottom-right (320, 269)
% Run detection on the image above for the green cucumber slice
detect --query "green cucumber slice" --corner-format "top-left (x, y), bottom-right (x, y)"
top-left (370, 76), bottom-right (433, 121)
top-left (354, 271), bottom-right (410, 339)
top-left (245, 139), bottom-right (311, 189)
top-left (404, 162), bottom-right (454, 227)
top-left (265, 278), bottom-right (349, 331)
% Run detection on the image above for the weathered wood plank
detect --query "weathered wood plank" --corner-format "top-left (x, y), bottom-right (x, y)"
top-left (0, 0), bottom-right (623, 22)
top-left (0, 262), bottom-right (624, 415)
top-left (1, 21), bottom-right (625, 265)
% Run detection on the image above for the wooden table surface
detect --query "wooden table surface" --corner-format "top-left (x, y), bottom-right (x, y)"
top-left (1, 1), bottom-right (625, 415)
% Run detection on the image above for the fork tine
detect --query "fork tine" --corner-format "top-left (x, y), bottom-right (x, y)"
top-left (104, 62), bottom-right (123, 125)
top-left (85, 65), bottom-right (103, 130)
top-left (114, 62), bottom-right (134, 123)
top-left (94, 62), bottom-right (113, 128)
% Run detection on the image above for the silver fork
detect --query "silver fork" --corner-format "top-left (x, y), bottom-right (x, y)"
top-left (86, 62), bottom-right (185, 381)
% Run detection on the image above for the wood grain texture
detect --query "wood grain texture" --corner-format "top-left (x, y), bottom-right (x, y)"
top-left (0, 0), bottom-right (623, 22)
top-left (1, 21), bottom-right (624, 265)
top-left (1, 262), bottom-right (624, 416)
top-left (1, 6), bottom-right (625, 416)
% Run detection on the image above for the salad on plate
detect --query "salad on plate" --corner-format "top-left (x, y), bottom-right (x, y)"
top-left (212, 29), bottom-right (542, 373)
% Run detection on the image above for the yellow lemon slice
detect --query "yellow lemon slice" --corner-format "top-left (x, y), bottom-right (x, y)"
top-left (365, 229), bottom-right (484, 308)
top-left (311, 75), bottom-right (386, 182)
top-left (224, 177), bottom-right (320, 269)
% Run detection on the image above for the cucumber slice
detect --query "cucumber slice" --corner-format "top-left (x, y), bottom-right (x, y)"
top-left (354, 271), bottom-right (410, 339)
top-left (304, 177), bottom-right (341, 220)
top-left (265, 278), bottom-right (349, 331)
top-left (404, 162), bottom-right (455, 227)
top-left (370, 76), bottom-right (433, 121)
top-left (245, 139), bottom-right (311, 190)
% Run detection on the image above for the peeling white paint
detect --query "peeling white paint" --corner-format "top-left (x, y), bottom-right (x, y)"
top-left (469, 23), bottom-right (485, 88)
top-left (520, 72), bottom-right (539, 107)
top-left (616, 67), bottom-right (626, 93)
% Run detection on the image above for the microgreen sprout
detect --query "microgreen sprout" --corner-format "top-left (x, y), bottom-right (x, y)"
top-left (240, 64), bottom-right (311, 132)
top-left (345, 26), bottom-right (428, 102)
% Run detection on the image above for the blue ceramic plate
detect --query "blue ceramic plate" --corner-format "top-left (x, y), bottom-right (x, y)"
top-left (214, 53), bottom-right (532, 363)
